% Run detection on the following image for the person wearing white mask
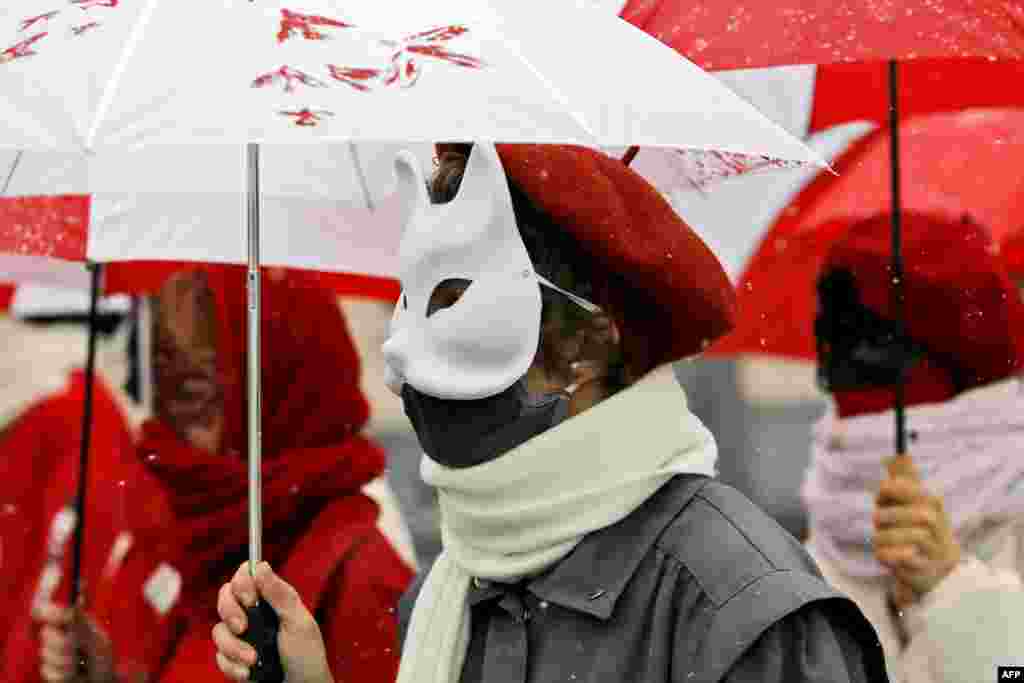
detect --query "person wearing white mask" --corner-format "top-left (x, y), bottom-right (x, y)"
top-left (211, 142), bottom-right (889, 683)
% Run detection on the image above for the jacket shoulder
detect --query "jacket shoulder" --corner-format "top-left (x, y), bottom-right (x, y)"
top-left (656, 479), bottom-right (828, 607)
top-left (659, 480), bottom-right (884, 682)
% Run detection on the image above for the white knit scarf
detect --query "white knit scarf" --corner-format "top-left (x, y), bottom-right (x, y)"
top-left (803, 378), bottom-right (1024, 579)
top-left (396, 364), bottom-right (719, 683)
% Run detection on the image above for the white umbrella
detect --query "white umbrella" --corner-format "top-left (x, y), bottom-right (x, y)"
top-left (2, 2), bottom-right (825, 675)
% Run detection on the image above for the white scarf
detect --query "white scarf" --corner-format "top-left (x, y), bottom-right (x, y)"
top-left (397, 364), bottom-right (719, 683)
top-left (803, 378), bottom-right (1024, 579)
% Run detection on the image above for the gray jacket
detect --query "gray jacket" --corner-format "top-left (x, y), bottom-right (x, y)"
top-left (399, 474), bottom-right (889, 682)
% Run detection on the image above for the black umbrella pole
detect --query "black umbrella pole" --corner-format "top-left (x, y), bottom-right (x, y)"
top-left (69, 262), bottom-right (103, 607)
top-left (888, 59), bottom-right (907, 456)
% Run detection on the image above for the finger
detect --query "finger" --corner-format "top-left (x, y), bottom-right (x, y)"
top-left (212, 622), bottom-right (257, 668)
top-left (35, 602), bottom-right (74, 626)
top-left (874, 503), bottom-right (939, 530)
top-left (874, 526), bottom-right (937, 554)
top-left (878, 543), bottom-right (930, 571)
top-left (877, 476), bottom-right (924, 506)
top-left (218, 582), bottom-right (248, 634)
top-left (928, 493), bottom-right (952, 526)
top-left (253, 562), bottom-right (305, 622)
top-left (230, 561), bottom-right (260, 608)
top-left (215, 651), bottom-right (251, 682)
top-left (40, 662), bottom-right (71, 683)
top-left (40, 625), bottom-right (72, 655)
top-left (885, 453), bottom-right (918, 480)
top-left (39, 642), bottom-right (74, 671)
top-left (890, 579), bottom-right (917, 608)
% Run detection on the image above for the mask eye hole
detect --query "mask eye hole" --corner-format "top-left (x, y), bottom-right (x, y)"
top-left (427, 278), bottom-right (472, 317)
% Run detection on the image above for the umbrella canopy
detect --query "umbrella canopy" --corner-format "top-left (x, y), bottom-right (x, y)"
top-left (0, 0), bottom-right (818, 166)
top-left (809, 57), bottom-right (1024, 133)
top-left (621, 0), bottom-right (1024, 70)
top-left (0, 195), bottom-right (402, 298)
top-left (708, 108), bottom-right (1024, 360)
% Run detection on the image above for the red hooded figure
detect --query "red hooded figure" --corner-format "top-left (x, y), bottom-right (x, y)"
top-left (31, 265), bottom-right (412, 682)
top-left (1, 368), bottom-right (171, 682)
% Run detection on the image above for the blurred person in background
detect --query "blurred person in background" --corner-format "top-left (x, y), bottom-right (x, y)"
top-left (805, 212), bottom-right (1024, 682)
top-left (0, 298), bottom-right (168, 682)
top-left (212, 142), bottom-right (888, 683)
top-left (30, 265), bottom-right (415, 683)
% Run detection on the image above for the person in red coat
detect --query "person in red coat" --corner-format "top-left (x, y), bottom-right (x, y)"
top-left (1, 365), bottom-right (172, 683)
top-left (35, 265), bottom-right (413, 683)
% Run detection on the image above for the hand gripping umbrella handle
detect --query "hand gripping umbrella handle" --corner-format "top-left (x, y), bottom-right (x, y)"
top-left (242, 600), bottom-right (284, 683)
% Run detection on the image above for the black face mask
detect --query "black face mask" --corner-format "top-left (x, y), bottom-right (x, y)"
top-left (814, 268), bottom-right (924, 393)
top-left (400, 379), bottom-right (570, 468)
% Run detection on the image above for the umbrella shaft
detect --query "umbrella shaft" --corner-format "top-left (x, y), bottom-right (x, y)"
top-left (70, 262), bottom-right (103, 606)
top-left (888, 59), bottom-right (906, 456)
top-left (247, 143), bottom-right (262, 571)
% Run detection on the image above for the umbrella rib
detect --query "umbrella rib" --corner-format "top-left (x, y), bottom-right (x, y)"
top-left (1, 152), bottom-right (24, 195)
top-left (473, 0), bottom-right (599, 143)
top-left (349, 142), bottom-right (376, 211)
top-left (84, 0), bottom-right (162, 150)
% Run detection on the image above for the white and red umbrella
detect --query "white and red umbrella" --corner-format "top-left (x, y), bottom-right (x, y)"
top-left (2, 2), bottom-right (826, 674)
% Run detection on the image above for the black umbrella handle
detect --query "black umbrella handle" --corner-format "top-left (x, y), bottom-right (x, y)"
top-left (242, 600), bottom-right (284, 683)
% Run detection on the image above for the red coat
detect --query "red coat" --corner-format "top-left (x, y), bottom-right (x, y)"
top-left (0, 372), bottom-right (171, 683)
top-left (87, 494), bottom-right (412, 682)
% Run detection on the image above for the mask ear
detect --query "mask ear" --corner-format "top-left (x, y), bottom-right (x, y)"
top-left (394, 150), bottom-right (429, 233)
top-left (452, 142), bottom-right (513, 208)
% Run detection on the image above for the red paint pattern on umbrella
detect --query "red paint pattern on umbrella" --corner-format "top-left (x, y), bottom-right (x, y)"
top-left (1, 33), bottom-right (47, 64)
top-left (71, 22), bottom-right (101, 36)
top-left (253, 66), bottom-right (327, 93)
top-left (326, 65), bottom-right (382, 91)
top-left (20, 11), bottom-right (60, 31)
top-left (327, 25), bottom-right (484, 92)
top-left (277, 9), bottom-right (354, 43)
top-left (279, 108), bottom-right (334, 126)
top-left (69, 0), bottom-right (119, 9)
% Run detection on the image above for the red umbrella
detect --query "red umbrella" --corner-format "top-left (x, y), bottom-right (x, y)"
top-left (1002, 230), bottom-right (1024, 278)
top-left (621, 0), bottom-right (1024, 70)
top-left (708, 108), bottom-right (1024, 360)
top-left (622, 1), bottom-right (1024, 452)
top-left (809, 57), bottom-right (1024, 133)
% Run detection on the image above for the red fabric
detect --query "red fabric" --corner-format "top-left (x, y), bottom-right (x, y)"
top-left (0, 284), bottom-right (14, 311)
top-left (619, 0), bottom-right (1024, 71)
top-left (823, 213), bottom-right (1024, 415)
top-left (0, 195), bottom-right (89, 261)
top-left (0, 373), bottom-right (172, 683)
top-left (1001, 229), bottom-right (1024, 279)
top-left (809, 58), bottom-right (1024, 133)
top-left (138, 421), bottom-right (386, 620)
top-left (152, 500), bottom-right (411, 683)
top-left (138, 264), bottom-right (385, 615)
top-left (80, 264), bottom-right (412, 681)
top-left (833, 359), bottom-right (960, 418)
top-left (436, 144), bottom-right (737, 371)
top-left (709, 108), bottom-right (1024, 360)
top-left (85, 493), bottom-right (411, 683)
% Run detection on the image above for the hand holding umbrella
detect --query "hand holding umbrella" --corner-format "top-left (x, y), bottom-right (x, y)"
top-left (213, 561), bottom-right (332, 683)
top-left (874, 454), bottom-right (962, 607)
top-left (35, 601), bottom-right (116, 683)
